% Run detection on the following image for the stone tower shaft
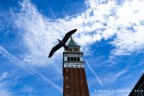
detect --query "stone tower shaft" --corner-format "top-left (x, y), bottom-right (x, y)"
top-left (63, 37), bottom-right (90, 96)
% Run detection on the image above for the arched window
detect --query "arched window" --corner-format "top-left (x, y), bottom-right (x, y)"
top-left (74, 57), bottom-right (76, 61)
top-left (71, 65), bottom-right (73, 68)
top-left (67, 57), bottom-right (70, 61)
top-left (80, 66), bottom-right (83, 68)
top-left (71, 57), bottom-right (74, 61)
top-left (77, 57), bottom-right (80, 61)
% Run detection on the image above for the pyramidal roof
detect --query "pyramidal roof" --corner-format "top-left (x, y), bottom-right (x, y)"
top-left (67, 37), bottom-right (78, 47)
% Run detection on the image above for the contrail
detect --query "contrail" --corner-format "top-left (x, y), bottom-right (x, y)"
top-left (77, 27), bottom-right (103, 86)
top-left (86, 60), bottom-right (103, 86)
top-left (48, 6), bottom-right (57, 18)
top-left (42, 0), bottom-right (57, 19)
top-left (0, 46), bottom-right (62, 93)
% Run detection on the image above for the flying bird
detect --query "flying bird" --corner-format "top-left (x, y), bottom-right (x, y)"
top-left (48, 29), bottom-right (77, 58)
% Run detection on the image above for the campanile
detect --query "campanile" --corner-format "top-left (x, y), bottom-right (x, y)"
top-left (63, 37), bottom-right (90, 96)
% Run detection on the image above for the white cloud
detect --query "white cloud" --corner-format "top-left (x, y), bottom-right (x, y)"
top-left (12, 0), bottom-right (112, 65)
top-left (102, 69), bottom-right (128, 84)
top-left (111, 69), bottom-right (128, 82)
top-left (0, 72), bottom-right (8, 81)
top-left (111, 27), bottom-right (144, 55)
top-left (23, 86), bottom-right (33, 93)
top-left (0, 74), bottom-right (12, 96)
top-left (11, 0), bottom-right (144, 66)
top-left (0, 88), bottom-right (12, 96)
top-left (111, 0), bottom-right (144, 55)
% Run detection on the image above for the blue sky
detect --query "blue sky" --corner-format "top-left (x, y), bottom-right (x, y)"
top-left (0, 0), bottom-right (144, 96)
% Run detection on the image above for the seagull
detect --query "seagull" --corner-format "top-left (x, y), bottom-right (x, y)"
top-left (48, 29), bottom-right (77, 58)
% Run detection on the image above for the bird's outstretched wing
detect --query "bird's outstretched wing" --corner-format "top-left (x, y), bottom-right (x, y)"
top-left (48, 43), bottom-right (62, 58)
top-left (62, 29), bottom-right (77, 43)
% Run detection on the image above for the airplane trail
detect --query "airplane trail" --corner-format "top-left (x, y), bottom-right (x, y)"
top-left (0, 46), bottom-right (62, 93)
top-left (78, 32), bottom-right (103, 86)
top-left (42, 0), bottom-right (57, 18)
top-left (86, 60), bottom-right (103, 86)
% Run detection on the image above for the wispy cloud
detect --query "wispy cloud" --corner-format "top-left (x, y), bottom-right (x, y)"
top-left (0, 73), bottom-right (12, 96)
top-left (9, 0), bottom-right (144, 66)
top-left (0, 72), bottom-right (8, 81)
top-left (103, 68), bottom-right (128, 84)
top-left (23, 86), bottom-right (33, 94)
top-left (0, 46), bottom-right (62, 93)
top-left (0, 86), bottom-right (12, 96)
top-left (111, 69), bottom-right (128, 82)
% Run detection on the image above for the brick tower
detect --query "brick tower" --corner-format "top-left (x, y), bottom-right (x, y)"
top-left (63, 37), bottom-right (90, 96)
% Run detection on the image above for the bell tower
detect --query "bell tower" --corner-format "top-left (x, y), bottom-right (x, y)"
top-left (63, 37), bottom-right (90, 96)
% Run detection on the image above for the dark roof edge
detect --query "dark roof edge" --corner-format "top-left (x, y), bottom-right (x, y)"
top-left (129, 73), bottom-right (144, 96)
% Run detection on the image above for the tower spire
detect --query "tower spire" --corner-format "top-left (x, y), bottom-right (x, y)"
top-left (67, 37), bottom-right (78, 47)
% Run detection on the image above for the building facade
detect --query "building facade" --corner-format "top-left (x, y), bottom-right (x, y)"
top-left (63, 37), bottom-right (90, 96)
top-left (129, 73), bottom-right (144, 96)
